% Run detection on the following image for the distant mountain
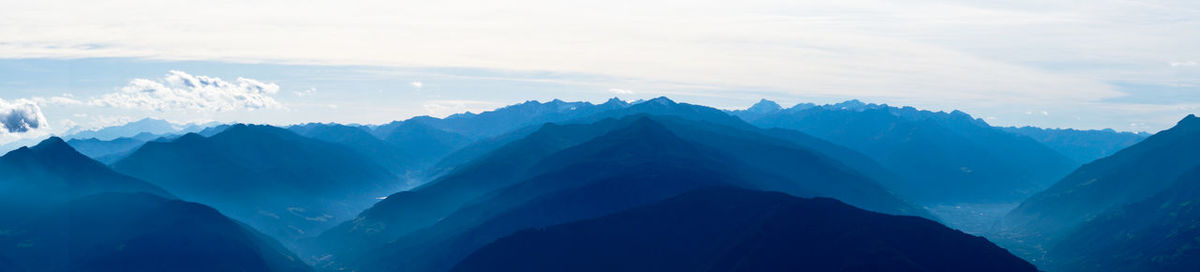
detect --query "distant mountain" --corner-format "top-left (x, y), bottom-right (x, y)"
top-left (63, 118), bottom-right (195, 141)
top-left (66, 137), bottom-right (148, 164)
top-left (0, 192), bottom-right (310, 272)
top-left (744, 99), bottom-right (1077, 204)
top-left (0, 137), bottom-right (170, 220)
top-left (454, 187), bottom-right (1036, 272)
top-left (1046, 166), bottom-right (1200, 271)
top-left (375, 98), bottom-right (630, 140)
top-left (197, 124), bottom-right (231, 136)
top-left (730, 98), bottom-right (782, 120)
top-left (375, 122), bottom-right (472, 170)
top-left (727, 98), bottom-right (816, 122)
top-left (1003, 114), bottom-right (1200, 259)
top-left (288, 123), bottom-right (421, 179)
top-left (1001, 126), bottom-right (1148, 164)
top-left (313, 115), bottom-right (923, 271)
top-left (112, 124), bottom-right (401, 244)
top-left (290, 121), bottom-right (473, 183)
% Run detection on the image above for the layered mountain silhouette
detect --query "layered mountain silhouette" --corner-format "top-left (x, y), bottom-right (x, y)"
top-left (0, 137), bottom-right (170, 220)
top-left (1004, 114), bottom-right (1200, 263)
top-left (372, 121), bottom-right (471, 170)
top-left (739, 99), bottom-right (1078, 204)
top-left (288, 123), bottom-right (418, 178)
top-left (454, 187), bottom-right (1037, 272)
top-left (0, 192), bottom-right (310, 272)
top-left (67, 137), bottom-right (150, 164)
top-left (64, 118), bottom-right (178, 141)
top-left (111, 124), bottom-right (401, 244)
top-left (1001, 126), bottom-right (1147, 164)
top-left (64, 118), bottom-right (214, 141)
top-left (0, 138), bottom-right (308, 271)
top-left (311, 115), bottom-right (924, 271)
top-left (11, 96), bottom-right (1182, 272)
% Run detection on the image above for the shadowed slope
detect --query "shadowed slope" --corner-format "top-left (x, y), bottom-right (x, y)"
top-left (454, 188), bottom-right (1035, 272)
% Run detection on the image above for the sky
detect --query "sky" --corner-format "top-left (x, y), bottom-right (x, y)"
top-left (1, 0), bottom-right (1199, 145)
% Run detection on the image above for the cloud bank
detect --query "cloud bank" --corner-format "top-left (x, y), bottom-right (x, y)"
top-left (91, 70), bottom-right (282, 112)
top-left (8, 0), bottom-right (1187, 105)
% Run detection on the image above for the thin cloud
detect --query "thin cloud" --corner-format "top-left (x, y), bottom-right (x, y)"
top-left (609, 88), bottom-right (635, 95)
top-left (1171, 61), bottom-right (1198, 67)
top-left (294, 88), bottom-right (316, 97)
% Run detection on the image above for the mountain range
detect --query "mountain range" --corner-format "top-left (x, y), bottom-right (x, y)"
top-left (733, 99), bottom-right (1080, 204)
top-left (1001, 126), bottom-right (1148, 164)
top-left (64, 118), bottom-right (214, 141)
top-left (2, 96), bottom-right (1186, 272)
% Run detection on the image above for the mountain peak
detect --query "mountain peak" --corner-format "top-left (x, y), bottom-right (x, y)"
top-left (646, 96), bottom-right (676, 105)
top-left (602, 97), bottom-right (628, 106)
top-left (30, 136), bottom-right (76, 155)
top-left (1170, 114), bottom-right (1200, 132)
top-left (747, 99), bottom-right (782, 113)
top-left (815, 99), bottom-right (874, 112)
top-left (1181, 113), bottom-right (1199, 124)
top-left (831, 99), bottom-right (867, 109)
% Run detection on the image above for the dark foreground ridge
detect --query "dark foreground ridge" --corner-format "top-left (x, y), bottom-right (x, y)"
top-left (454, 187), bottom-right (1037, 272)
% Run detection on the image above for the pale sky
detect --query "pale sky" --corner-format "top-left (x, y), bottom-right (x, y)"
top-left (2, 0), bottom-right (1199, 144)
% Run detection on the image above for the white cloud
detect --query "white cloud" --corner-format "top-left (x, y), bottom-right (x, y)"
top-left (411, 81), bottom-right (423, 89)
top-left (58, 119), bottom-right (78, 131)
top-left (0, 98), bottom-right (49, 134)
top-left (422, 100), bottom-right (500, 117)
top-left (294, 88), bottom-right (316, 97)
top-left (609, 88), bottom-right (635, 95)
top-left (89, 70), bottom-right (282, 112)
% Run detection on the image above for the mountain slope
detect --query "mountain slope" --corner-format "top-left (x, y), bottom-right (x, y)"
top-left (0, 137), bottom-right (170, 219)
top-left (1001, 126), bottom-right (1147, 164)
top-left (318, 116), bottom-right (922, 271)
top-left (1045, 165), bottom-right (1200, 271)
top-left (112, 124), bottom-right (400, 244)
top-left (749, 100), bottom-right (1077, 204)
top-left (453, 188), bottom-right (1035, 272)
top-left (1004, 114), bottom-right (1200, 248)
top-left (0, 192), bottom-right (310, 272)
